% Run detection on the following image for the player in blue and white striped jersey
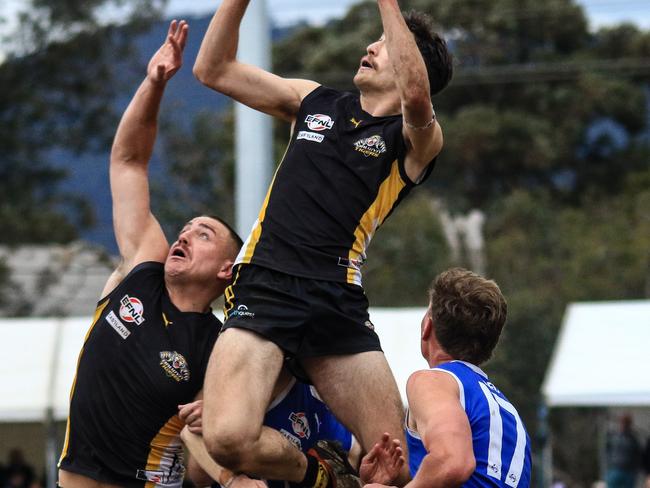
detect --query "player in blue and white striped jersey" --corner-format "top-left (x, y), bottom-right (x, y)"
top-left (367, 268), bottom-right (531, 488)
top-left (180, 367), bottom-right (404, 488)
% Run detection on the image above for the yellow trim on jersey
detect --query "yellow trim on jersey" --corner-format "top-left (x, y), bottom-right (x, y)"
top-left (222, 266), bottom-right (242, 318)
top-left (239, 141), bottom-right (292, 264)
top-left (347, 159), bottom-right (406, 284)
top-left (143, 414), bottom-right (185, 488)
top-left (59, 298), bottom-right (110, 465)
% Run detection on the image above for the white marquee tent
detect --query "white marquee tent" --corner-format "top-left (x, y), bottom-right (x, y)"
top-left (0, 308), bottom-right (428, 487)
top-left (6, 300), bottom-right (650, 427)
top-left (542, 300), bottom-right (650, 407)
top-left (0, 308), bottom-right (429, 424)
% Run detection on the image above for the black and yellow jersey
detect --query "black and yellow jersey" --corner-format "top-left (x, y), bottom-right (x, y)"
top-left (235, 86), bottom-right (434, 286)
top-left (59, 262), bottom-right (220, 488)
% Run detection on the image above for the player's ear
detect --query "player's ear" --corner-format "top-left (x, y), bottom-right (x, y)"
top-left (217, 259), bottom-right (234, 282)
top-left (421, 314), bottom-right (433, 341)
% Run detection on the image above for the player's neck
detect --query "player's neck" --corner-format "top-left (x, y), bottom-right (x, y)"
top-left (359, 91), bottom-right (401, 117)
top-left (165, 279), bottom-right (216, 313)
top-left (426, 349), bottom-right (454, 369)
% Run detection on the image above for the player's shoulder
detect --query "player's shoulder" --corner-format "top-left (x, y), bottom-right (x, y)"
top-left (100, 261), bottom-right (164, 302)
top-left (407, 367), bottom-right (458, 394)
top-left (299, 85), bottom-right (349, 107)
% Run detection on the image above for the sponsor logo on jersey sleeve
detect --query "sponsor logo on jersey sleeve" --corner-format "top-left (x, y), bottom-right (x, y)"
top-left (289, 412), bottom-right (311, 439)
top-left (305, 114), bottom-right (334, 131)
top-left (353, 134), bottom-right (387, 158)
top-left (228, 304), bottom-right (256, 319)
top-left (119, 295), bottom-right (145, 325)
top-left (159, 351), bottom-right (190, 382)
top-left (105, 310), bottom-right (130, 339)
top-left (297, 131), bottom-right (325, 143)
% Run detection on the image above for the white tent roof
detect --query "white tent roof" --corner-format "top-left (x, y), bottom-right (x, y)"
top-left (542, 300), bottom-right (650, 407)
top-left (0, 308), bottom-right (429, 422)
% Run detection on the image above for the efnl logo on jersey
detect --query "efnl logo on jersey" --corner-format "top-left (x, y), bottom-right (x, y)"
top-left (305, 114), bottom-right (334, 131)
top-left (297, 113), bottom-right (334, 144)
top-left (354, 134), bottom-right (387, 158)
top-left (289, 412), bottom-right (311, 439)
top-left (119, 295), bottom-right (145, 325)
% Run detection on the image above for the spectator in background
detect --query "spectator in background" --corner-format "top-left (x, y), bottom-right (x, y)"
top-left (2, 449), bottom-right (34, 488)
top-left (605, 414), bottom-right (641, 488)
top-left (642, 435), bottom-right (650, 488)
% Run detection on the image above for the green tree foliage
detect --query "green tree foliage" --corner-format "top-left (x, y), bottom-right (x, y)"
top-left (0, 0), bottom-right (164, 244)
top-left (484, 172), bottom-right (649, 483)
top-left (363, 194), bottom-right (451, 306)
top-left (271, 1), bottom-right (649, 484)
top-left (152, 109), bottom-right (236, 235)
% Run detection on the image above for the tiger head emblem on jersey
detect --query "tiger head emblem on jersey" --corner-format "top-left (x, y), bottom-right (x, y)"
top-left (159, 351), bottom-right (190, 382)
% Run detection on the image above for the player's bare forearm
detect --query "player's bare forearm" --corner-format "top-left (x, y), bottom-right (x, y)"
top-left (402, 452), bottom-right (473, 488)
top-left (181, 427), bottom-right (234, 485)
top-left (194, 0), bottom-right (249, 88)
top-left (111, 77), bottom-right (164, 168)
top-left (376, 0), bottom-right (431, 123)
top-left (194, 0), bottom-right (316, 120)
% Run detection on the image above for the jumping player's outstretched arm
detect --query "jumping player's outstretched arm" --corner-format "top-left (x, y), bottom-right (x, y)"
top-left (102, 21), bottom-right (188, 297)
top-left (376, 0), bottom-right (443, 182)
top-left (194, 0), bottom-right (319, 122)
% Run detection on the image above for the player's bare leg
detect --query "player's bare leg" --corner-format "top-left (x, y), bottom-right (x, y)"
top-left (202, 328), bottom-right (307, 480)
top-left (58, 470), bottom-right (123, 488)
top-left (303, 351), bottom-right (410, 485)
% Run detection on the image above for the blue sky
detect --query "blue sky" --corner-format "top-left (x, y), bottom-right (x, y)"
top-left (2, 1), bottom-right (649, 35)
top-left (1, 1), bottom-right (648, 59)
top-left (166, 0), bottom-right (650, 29)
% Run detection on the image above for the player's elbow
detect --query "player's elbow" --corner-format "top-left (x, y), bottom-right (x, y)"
top-left (440, 456), bottom-right (475, 486)
top-left (419, 452), bottom-right (475, 487)
top-left (193, 58), bottom-right (230, 92)
top-left (203, 427), bottom-right (256, 473)
top-left (193, 60), bottom-right (216, 86)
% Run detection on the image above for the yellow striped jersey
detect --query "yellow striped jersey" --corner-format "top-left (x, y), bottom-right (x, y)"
top-left (58, 262), bottom-right (220, 487)
top-left (236, 86), bottom-right (435, 286)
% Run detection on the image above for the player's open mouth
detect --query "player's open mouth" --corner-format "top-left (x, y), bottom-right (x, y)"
top-left (360, 58), bottom-right (373, 70)
top-left (171, 248), bottom-right (187, 258)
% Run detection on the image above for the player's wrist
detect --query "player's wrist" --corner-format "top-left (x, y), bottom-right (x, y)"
top-left (404, 107), bottom-right (436, 131)
top-left (219, 470), bottom-right (237, 488)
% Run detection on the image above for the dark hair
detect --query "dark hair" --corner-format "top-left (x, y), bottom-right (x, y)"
top-left (428, 268), bottom-right (507, 365)
top-left (403, 10), bottom-right (453, 96)
top-left (203, 215), bottom-right (244, 254)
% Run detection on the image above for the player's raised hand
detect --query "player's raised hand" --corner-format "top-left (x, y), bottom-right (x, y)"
top-left (359, 433), bottom-right (405, 485)
top-left (147, 19), bottom-right (189, 85)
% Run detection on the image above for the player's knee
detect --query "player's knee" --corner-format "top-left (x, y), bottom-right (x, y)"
top-left (203, 426), bottom-right (257, 471)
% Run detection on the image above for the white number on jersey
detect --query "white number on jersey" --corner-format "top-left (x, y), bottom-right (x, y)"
top-left (478, 382), bottom-right (527, 488)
